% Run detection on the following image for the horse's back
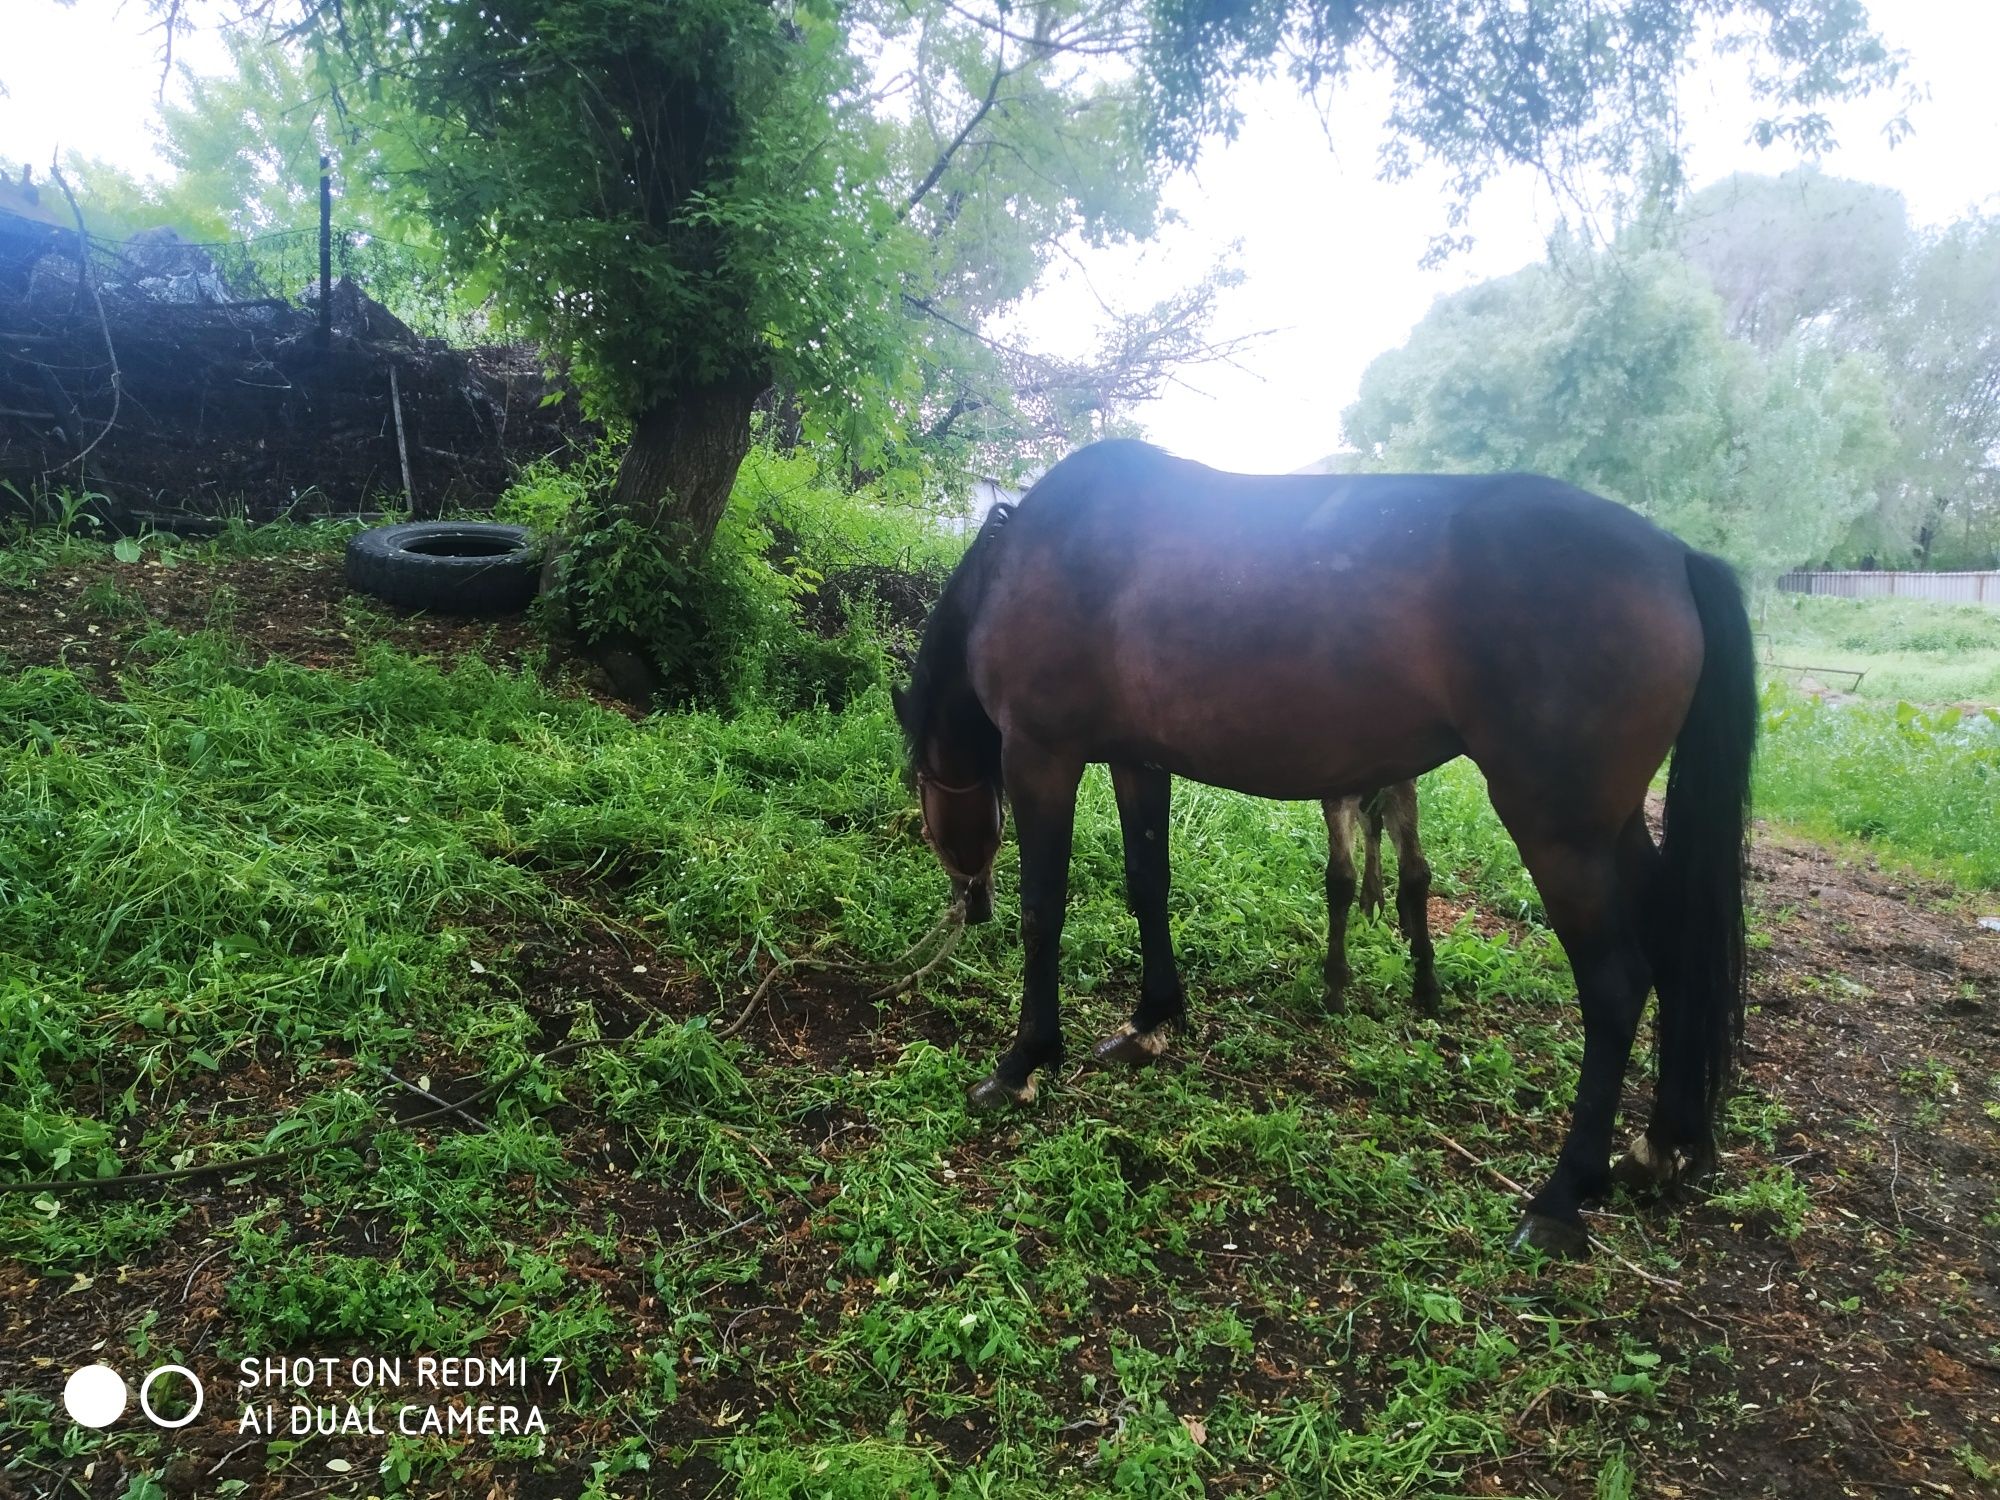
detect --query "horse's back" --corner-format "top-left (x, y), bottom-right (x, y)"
top-left (971, 442), bottom-right (1704, 808)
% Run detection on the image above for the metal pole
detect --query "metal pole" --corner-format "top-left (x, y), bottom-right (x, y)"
top-left (318, 154), bottom-right (332, 352)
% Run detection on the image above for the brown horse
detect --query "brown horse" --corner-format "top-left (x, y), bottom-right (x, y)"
top-left (894, 439), bottom-right (1754, 1255)
top-left (1323, 782), bottom-right (1437, 1015)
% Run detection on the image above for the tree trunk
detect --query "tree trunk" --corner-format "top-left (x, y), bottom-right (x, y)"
top-left (608, 382), bottom-right (765, 545)
top-left (557, 380), bottom-right (764, 710)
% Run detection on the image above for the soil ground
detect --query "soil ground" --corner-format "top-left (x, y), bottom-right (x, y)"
top-left (0, 545), bottom-right (620, 707)
top-left (2, 550), bottom-right (1997, 1498)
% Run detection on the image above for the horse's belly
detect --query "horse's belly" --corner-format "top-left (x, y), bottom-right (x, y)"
top-left (1100, 662), bottom-right (1455, 801)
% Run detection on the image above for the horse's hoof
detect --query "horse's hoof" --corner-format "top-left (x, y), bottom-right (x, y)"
top-left (1412, 981), bottom-right (1442, 1018)
top-left (1511, 1212), bottom-right (1591, 1259)
top-left (1090, 1023), bottom-right (1171, 1070)
top-left (1322, 975), bottom-right (1350, 1015)
top-left (1612, 1133), bottom-right (1675, 1196)
top-left (965, 1073), bottom-right (1037, 1112)
top-left (1613, 1135), bottom-right (1715, 1199)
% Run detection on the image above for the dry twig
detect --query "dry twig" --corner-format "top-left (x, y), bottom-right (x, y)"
top-left (47, 164), bottom-right (122, 476)
top-left (716, 901), bottom-right (968, 1037)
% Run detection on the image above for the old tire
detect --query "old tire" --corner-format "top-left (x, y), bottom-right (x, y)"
top-left (345, 522), bottom-right (542, 615)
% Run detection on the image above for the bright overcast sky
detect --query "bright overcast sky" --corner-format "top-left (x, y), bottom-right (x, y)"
top-left (4, 1), bottom-right (1996, 475)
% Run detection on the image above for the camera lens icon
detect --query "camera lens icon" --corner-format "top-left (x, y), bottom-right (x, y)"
top-left (140, 1365), bottom-right (205, 1428)
top-left (64, 1364), bottom-right (204, 1429)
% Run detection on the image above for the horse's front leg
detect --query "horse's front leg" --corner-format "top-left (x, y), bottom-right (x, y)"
top-left (967, 739), bottom-right (1082, 1111)
top-left (1093, 763), bottom-right (1183, 1068)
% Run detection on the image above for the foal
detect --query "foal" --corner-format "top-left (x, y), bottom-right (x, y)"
top-left (1322, 781), bottom-right (1438, 1015)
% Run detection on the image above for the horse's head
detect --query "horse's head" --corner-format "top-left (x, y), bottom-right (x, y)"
top-left (893, 686), bottom-right (1002, 923)
top-left (913, 769), bottom-right (1002, 923)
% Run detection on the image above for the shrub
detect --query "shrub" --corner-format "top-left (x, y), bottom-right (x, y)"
top-left (545, 442), bottom-right (960, 712)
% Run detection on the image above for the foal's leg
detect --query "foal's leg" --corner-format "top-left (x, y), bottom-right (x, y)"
top-left (1092, 764), bottom-right (1185, 1068)
top-left (1507, 828), bottom-right (1653, 1257)
top-left (1382, 781), bottom-right (1440, 1016)
top-left (966, 739), bottom-right (1083, 1112)
top-left (1360, 793), bottom-right (1387, 920)
top-left (1321, 798), bottom-right (1361, 1012)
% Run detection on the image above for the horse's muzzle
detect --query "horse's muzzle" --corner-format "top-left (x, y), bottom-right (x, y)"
top-left (958, 877), bottom-right (994, 924)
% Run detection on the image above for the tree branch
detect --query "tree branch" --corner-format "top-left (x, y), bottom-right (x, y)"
top-left (901, 36), bottom-right (1010, 221)
top-left (47, 164), bottom-right (123, 478)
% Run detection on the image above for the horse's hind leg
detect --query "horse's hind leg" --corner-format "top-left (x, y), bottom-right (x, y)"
top-left (1321, 798), bottom-right (1360, 1012)
top-left (1606, 811), bottom-right (1712, 1196)
top-left (1093, 763), bottom-right (1184, 1069)
top-left (1505, 827), bottom-right (1653, 1257)
top-left (1382, 781), bottom-right (1440, 1016)
top-left (967, 738), bottom-right (1082, 1111)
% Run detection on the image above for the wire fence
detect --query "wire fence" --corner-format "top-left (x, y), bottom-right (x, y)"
top-left (1, 198), bottom-right (577, 520)
top-left (57, 222), bottom-right (506, 346)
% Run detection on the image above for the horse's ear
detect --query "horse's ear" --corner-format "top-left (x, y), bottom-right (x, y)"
top-left (890, 684), bottom-right (909, 726)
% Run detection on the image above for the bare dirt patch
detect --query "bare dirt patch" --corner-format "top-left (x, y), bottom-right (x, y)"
top-left (0, 547), bottom-right (635, 711)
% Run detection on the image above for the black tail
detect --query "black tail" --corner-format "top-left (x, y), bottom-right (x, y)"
top-left (1654, 549), bottom-right (1757, 1157)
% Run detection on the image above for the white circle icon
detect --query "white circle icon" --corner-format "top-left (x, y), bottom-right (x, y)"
top-left (63, 1364), bottom-right (128, 1428)
top-left (139, 1364), bottom-right (204, 1429)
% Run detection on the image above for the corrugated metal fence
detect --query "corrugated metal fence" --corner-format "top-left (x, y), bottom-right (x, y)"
top-left (1777, 570), bottom-right (2000, 607)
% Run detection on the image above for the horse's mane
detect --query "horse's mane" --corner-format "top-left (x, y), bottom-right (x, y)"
top-left (898, 501), bottom-right (1015, 789)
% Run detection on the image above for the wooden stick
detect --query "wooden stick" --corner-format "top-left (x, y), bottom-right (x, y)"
top-left (1434, 1130), bottom-right (1529, 1198)
top-left (1433, 1130), bottom-right (1685, 1289)
top-left (389, 364), bottom-right (416, 513)
top-left (372, 1061), bottom-right (493, 1133)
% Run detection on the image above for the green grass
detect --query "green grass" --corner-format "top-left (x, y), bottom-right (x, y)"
top-left (1758, 592), bottom-right (2000, 704)
top-left (3, 523), bottom-right (1995, 1494)
top-left (0, 603), bottom-right (1660, 1497)
top-left (1754, 688), bottom-right (2000, 888)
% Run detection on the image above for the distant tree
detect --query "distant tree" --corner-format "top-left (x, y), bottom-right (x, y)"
top-left (1675, 167), bottom-right (1911, 352)
top-left (1667, 171), bottom-right (1999, 566)
top-left (1342, 247), bottom-right (1896, 578)
top-left (1872, 215), bottom-right (2000, 566)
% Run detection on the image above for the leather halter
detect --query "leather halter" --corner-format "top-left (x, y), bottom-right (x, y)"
top-left (916, 769), bottom-right (989, 796)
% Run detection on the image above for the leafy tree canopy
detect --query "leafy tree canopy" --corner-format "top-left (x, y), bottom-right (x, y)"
top-left (1674, 166), bottom-right (1910, 350)
top-left (106, 0), bottom-right (1906, 518)
top-left (1341, 243), bottom-right (1897, 577)
top-left (1141, 0), bottom-right (1909, 260)
top-left (1659, 169), bottom-right (1999, 565)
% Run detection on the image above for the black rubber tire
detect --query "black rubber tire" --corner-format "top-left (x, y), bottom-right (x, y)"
top-left (344, 522), bottom-right (543, 615)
